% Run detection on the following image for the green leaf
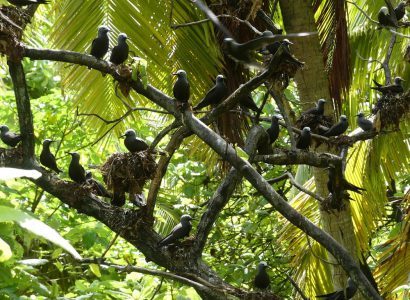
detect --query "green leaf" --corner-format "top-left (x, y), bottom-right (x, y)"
top-left (89, 263), bottom-right (101, 278)
top-left (0, 206), bottom-right (82, 260)
top-left (0, 237), bottom-right (12, 262)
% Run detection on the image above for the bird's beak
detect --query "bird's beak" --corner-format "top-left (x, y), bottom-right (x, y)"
top-left (288, 41), bottom-right (294, 45)
top-left (119, 134), bottom-right (125, 139)
top-left (67, 152), bottom-right (73, 155)
top-left (172, 72), bottom-right (178, 76)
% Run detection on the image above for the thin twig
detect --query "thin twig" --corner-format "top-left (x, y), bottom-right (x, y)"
top-left (101, 232), bottom-right (119, 258)
top-left (283, 272), bottom-right (309, 300)
top-left (346, 1), bottom-right (379, 25)
top-left (383, 33), bottom-right (397, 84)
top-left (79, 259), bottom-right (212, 291)
top-left (150, 277), bottom-right (164, 300)
top-left (77, 107), bottom-right (170, 125)
top-left (285, 172), bottom-right (325, 202)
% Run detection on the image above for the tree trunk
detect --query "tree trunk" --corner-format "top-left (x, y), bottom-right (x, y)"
top-left (279, 0), bottom-right (360, 297)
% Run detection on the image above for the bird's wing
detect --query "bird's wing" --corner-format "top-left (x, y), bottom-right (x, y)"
top-left (195, 86), bottom-right (216, 109)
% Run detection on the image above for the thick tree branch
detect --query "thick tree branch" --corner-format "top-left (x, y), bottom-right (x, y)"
top-left (8, 61), bottom-right (35, 166)
top-left (253, 148), bottom-right (342, 167)
top-left (194, 125), bottom-right (264, 254)
top-left (146, 127), bottom-right (190, 220)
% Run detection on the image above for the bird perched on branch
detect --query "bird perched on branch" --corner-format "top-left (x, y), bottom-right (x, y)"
top-left (262, 39), bottom-right (304, 68)
top-left (0, 125), bottom-right (21, 147)
top-left (172, 70), bottom-right (190, 106)
top-left (303, 99), bottom-right (326, 116)
top-left (238, 84), bottom-right (259, 112)
top-left (394, 1), bottom-right (407, 21)
top-left (112, 191), bottom-right (126, 207)
top-left (254, 262), bottom-right (270, 290)
top-left (356, 112), bottom-right (373, 132)
top-left (194, 75), bottom-right (228, 110)
top-left (110, 33), bottom-right (129, 65)
top-left (40, 139), bottom-right (62, 173)
top-left (120, 129), bottom-right (149, 153)
top-left (327, 165), bottom-right (365, 195)
top-left (90, 26), bottom-right (110, 60)
top-left (296, 127), bottom-right (311, 150)
top-left (158, 214), bottom-right (192, 247)
top-left (371, 77), bottom-right (405, 95)
top-left (266, 115), bottom-right (280, 145)
top-left (378, 7), bottom-right (398, 27)
top-left (323, 115), bottom-right (348, 137)
top-left (68, 152), bottom-right (86, 184)
top-left (6, 0), bottom-right (48, 6)
top-left (316, 277), bottom-right (357, 300)
top-left (85, 171), bottom-right (112, 198)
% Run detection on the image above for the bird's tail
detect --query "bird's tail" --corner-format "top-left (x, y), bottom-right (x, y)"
top-left (372, 79), bottom-right (382, 87)
top-left (347, 182), bottom-right (366, 194)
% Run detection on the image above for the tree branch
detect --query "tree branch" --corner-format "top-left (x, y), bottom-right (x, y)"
top-left (8, 60), bottom-right (35, 166)
top-left (193, 125), bottom-right (264, 255)
top-left (253, 148), bottom-right (342, 168)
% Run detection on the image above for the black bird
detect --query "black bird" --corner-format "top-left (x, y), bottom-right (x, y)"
top-left (85, 171), bottom-right (112, 198)
top-left (110, 33), bottom-right (129, 65)
top-left (40, 139), bottom-right (62, 173)
top-left (304, 99), bottom-right (326, 116)
top-left (254, 261), bottom-right (270, 290)
top-left (172, 70), bottom-right (190, 104)
top-left (263, 39), bottom-right (304, 68)
top-left (68, 152), bottom-right (86, 184)
top-left (158, 214), bottom-right (192, 247)
top-left (395, 1), bottom-right (407, 21)
top-left (194, 75), bottom-right (228, 110)
top-left (112, 190), bottom-right (126, 207)
top-left (264, 39), bottom-right (293, 55)
top-left (266, 115), bottom-right (280, 145)
top-left (90, 26), bottom-right (110, 60)
top-left (0, 125), bottom-right (21, 147)
top-left (378, 7), bottom-right (397, 27)
top-left (356, 112), bottom-right (373, 132)
top-left (296, 127), bottom-right (311, 150)
top-left (316, 277), bottom-right (357, 300)
top-left (327, 165), bottom-right (365, 195)
top-left (120, 129), bottom-right (149, 153)
top-left (371, 77), bottom-right (404, 95)
top-left (223, 31), bottom-right (276, 67)
top-left (6, 0), bottom-right (48, 6)
top-left (238, 84), bottom-right (259, 112)
top-left (323, 115), bottom-right (348, 137)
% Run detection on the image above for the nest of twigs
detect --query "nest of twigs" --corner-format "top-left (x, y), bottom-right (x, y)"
top-left (264, 55), bottom-right (304, 90)
top-left (295, 114), bottom-right (333, 134)
top-left (0, 5), bottom-right (29, 59)
top-left (372, 90), bottom-right (410, 128)
top-left (101, 151), bottom-right (157, 195)
top-left (0, 145), bottom-right (23, 167)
